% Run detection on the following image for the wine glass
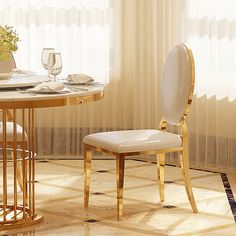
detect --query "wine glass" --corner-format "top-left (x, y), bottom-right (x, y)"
top-left (47, 52), bottom-right (62, 81)
top-left (41, 48), bottom-right (55, 77)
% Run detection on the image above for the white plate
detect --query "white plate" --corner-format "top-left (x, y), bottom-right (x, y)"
top-left (12, 71), bottom-right (36, 77)
top-left (63, 81), bottom-right (94, 85)
top-left (0, 75), bottom-right (50, 89)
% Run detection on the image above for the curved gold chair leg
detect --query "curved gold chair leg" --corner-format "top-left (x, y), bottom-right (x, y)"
top-left (180, 150), bottom-right (198, 213)
top-left (116, 154), bottom-right (125, 220)
top-left (84, 146), bottom-right (92, 208)
top-left (11, 151), bottom-right (23, 191)
top-left (157, 154), bottom-right (165, 202)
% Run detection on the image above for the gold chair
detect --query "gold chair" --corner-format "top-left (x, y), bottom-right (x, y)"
top-left (0, 53), bottom-right (26, 190)
top-left (83, 43), bottom-right (198, 220)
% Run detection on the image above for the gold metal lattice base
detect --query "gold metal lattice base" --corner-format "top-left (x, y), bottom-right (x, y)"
top-left (0, 108), bottom-right (43, 229)
top-left (0, 206), bottom-right (43, 230)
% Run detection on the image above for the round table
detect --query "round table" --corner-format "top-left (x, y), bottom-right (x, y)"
top-left (0, 82), bottom-right (105, 229)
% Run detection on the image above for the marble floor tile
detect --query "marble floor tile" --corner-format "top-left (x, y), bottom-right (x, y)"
top-left (1, 160), bottom-right (236, 236)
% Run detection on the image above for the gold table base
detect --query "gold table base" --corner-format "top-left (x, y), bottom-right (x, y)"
top-left (0, 108), bottom-right (42, 229)
top-left (0, 86), bottom-right (104, 228)
top-left (0, 195), bottom-right (43, 229)
top-left (0, 209), bottom-right (43, 230)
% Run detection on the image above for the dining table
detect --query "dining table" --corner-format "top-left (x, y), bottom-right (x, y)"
top-left (0, 74), bottom-right (105, 229)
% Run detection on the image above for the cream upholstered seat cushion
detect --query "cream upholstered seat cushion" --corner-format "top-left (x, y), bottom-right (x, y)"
top-left (0, 122), bottom-right (26, 142)
top-left (84, 130), bottom-right (182, 153)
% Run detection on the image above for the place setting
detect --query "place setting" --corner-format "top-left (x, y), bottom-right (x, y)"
top-left (1, 48), bottom-right (100, 96)
top-left (18, 81), bottom-right (71, 95)
top-left (23, 48), bottom-right (68, 95)
top-left (0, 47), bottom-right (105, 99)
top-left (20, 75), bottom-right (96, 95)
top-left (59, 73), bottom-right (96, 91)
top-left (23, 48), bottom-right (102, 95)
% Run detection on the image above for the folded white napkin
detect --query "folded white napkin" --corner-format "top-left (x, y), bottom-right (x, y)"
top-left (66, 73), bottom-right (94, 84)
top-left (30, 81), bottom-right (65, 92)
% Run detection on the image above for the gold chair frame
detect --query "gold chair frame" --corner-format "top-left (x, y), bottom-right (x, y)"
top-left (84, 46), bottom-right (197, 220)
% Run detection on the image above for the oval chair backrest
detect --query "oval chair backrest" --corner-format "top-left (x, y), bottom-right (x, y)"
top-left (0, 53), bottom-right (16, 73)
top-left (160, 43), bottom-right (195, 125)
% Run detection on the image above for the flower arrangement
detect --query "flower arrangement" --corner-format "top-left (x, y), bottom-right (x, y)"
top-left (0, 25), bottom-right (19, 60)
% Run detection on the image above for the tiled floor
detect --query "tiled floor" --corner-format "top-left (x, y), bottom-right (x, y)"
top-left (1, 160), bottom-right (236, 236)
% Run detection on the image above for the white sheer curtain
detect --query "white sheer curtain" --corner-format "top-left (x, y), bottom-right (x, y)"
top-left (0, 0), bottom-right (111, 83)
top-left (118, 0), bottom-right (236, 171)
top-left (0, 0), bottom-right (123, 156)
top-left (185, 0), bottom-right (236, 171)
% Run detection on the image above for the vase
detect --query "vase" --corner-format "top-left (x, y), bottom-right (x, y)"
top-left (0, 52), bottom-right (15, 80)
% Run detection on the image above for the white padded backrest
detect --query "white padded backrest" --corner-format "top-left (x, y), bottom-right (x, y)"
top-left (0, 53), bottom-right (16, 73)
top-left (160, 43), bottom-right (194, 125)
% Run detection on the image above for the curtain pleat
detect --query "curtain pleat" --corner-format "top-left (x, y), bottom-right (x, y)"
top-left (186, 0), bottom-right (236, 171)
